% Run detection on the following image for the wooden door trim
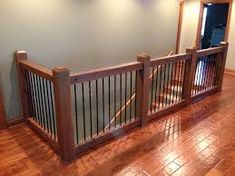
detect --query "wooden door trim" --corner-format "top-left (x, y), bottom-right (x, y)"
top-left (176, 1), bottom-right (184, 54)
top-left (0, 80), bottom-right (7, 129)
top-left (195, 0), bottom-right (233, 49)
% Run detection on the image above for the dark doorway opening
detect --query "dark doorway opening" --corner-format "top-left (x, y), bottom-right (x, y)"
top-left (200, 3), bottom-right (229, 49)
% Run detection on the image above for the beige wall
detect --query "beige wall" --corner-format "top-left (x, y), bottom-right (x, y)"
top-left (180, 0), bottom-right (235, 69)
top-left (227, 1), bottom-right (235, 69)
top-left (0, 0), bottom-right (180, 120)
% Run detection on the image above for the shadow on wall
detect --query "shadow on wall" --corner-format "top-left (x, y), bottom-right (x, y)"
top-left (7, 58), bottom-right (22, 120)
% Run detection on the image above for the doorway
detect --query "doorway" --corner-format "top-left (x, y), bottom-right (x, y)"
top-left (196, 0), bottom-right (232, 49)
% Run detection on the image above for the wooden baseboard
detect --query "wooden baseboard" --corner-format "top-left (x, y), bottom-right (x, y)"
top-left (7, 116), bottom-right (25, 127)
top-left (225, 68), bottom-right (235, 76)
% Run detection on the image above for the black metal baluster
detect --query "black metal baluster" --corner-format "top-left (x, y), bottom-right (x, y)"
top-left (196, 59), bottom-right (201, 94)
top-left (28, 71), bottom-right (36, 120)
top-left (130, 72), bottom-right (133, 121)
top-left (158, 64), bottom-right (163, 110)
top-left (24, 70), bottom-right (33, 117)
top-left (49, 82), bottom-right (56, 139)
top-left (173, 62), bottom-right (178, 102)
top-left (150, 67), bottom-right (155, 112)
top-left (154, 66), bottom-right (159, 111)
top-left (135, 71), bottom-right (137, 119)
top-left (114, 75), bottom-right (117, 127)
top-left (178, 61), bottom-right (184, 101)
top-left (82, 83), bottom-right (86, 141)
top-left (36, 75), bottom-right (43, 126)
top-left (39, 77), bottom-right (46, 130)
top-left (30, 72), bottom-right (38, 122)
top-left (170, 62), bottom-right (175, 105)
top-left (124, 73), bottom-right (127, 124)
top-left (205, 56), bottom-right (210, 90)
top-left (108, 77), bottom-right (111, 130)
top-left (202, 57), bottom-right (207, 92)
top-left (96, 80), bottom-right (99, 135)
top-left (45, 80), bottom-right (52, 136)
top-left (165, 63), bottom-right (171, 106)
top-left (42, 78), bottom-right (49, 132)
top-left (199, 58), bottom-right (205, 92)
top-left (214, 54), bottom-right (220, 86)
top-left (176, 62), bottom-right (181, 102)
top-left (212, 55), bottom-right (217, 87)
top-left (89, 81), bottom-right (93, 138)
top-left (102, 78), bottom-right (105, 132)
top-left (120, 74), bottom-right (122, 126)
top-left (74, 84), bottom-right (79, 144)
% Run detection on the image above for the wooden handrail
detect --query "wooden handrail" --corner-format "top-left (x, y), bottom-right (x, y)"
top-left (196, 46), bottom-right (224, 57)
top-left (15, 42), bottom-right (229, 163)
top-left (151, 53), bottom-right (191, 67)
top-left (70, 62), bottom-right (142, 84)
top-left (19, 60), bottom-right (53, 81)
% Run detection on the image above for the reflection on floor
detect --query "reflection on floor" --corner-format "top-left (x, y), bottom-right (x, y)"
top-left (0, 74), bottom-right (235, 176)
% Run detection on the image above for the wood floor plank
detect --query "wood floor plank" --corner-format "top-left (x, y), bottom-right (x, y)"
top-left (0, 74), bottom-right (235, 176)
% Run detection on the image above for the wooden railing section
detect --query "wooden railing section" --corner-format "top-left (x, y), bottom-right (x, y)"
top-left (15, 42), bottom-right (229, 163)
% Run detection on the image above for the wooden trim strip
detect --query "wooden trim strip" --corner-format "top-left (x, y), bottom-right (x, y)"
top-left (27, 118), bottom-right (60, 154)
top-left (176, 1), bottom-right (184, 54)
top-left (225, 68), bottom-right (235, 75)
top-left (75, 119), bottom-right (141, 155)
top-left (7, 116), bottom-right (24, 127)
top-left (196, 46), bottom-right (224, 57)
top-left (19, 60), bottom-right (53, 81)
top-left (151, 53), bottom-right (191, 67)
top-left (192, 87), bottom-right (219, 103)
top-left (71, 62), bottom-right (143, 84)
top-left (148, 100), bottom-right (187, 120)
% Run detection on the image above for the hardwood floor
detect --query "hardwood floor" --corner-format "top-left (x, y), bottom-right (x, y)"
top-left (1, 74), bottom-right (235, 176)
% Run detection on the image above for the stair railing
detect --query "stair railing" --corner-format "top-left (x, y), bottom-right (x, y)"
top-left (15, 42), bottom-right (228, 163)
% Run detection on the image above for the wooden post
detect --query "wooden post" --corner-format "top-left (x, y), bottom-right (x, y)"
top-left (15, 51), bottom-right (31, 121)
top-left (53, 67), bottom-right (75, 163)
top-left (136, 53), bottom-right (151, 127)
top-left (182, 48), bottom-right (197, 104)
top-left (0, 74), bottom-right (7, 129)
top-left (217, 42), bottom-right (229, 91)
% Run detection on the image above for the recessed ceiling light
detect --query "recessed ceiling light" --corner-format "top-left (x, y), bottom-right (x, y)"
top-left (207, 3), bottom-right (213, 6)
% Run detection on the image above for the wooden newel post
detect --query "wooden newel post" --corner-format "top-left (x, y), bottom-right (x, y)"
top-left (15, 51), bottom-right (31, 121)
top-left (53, 67), bottom-right (75, 163)
top-left (182, 48), bottom-right (197, 104)
top-left (217, 42), bottom-right (229, 91)
top-left (136, 53), bottom-right (151, 127)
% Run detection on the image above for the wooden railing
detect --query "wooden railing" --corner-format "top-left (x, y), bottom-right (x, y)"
top-left (15, 42), bottom-right (228, 163)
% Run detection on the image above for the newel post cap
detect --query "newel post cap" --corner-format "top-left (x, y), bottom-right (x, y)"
top-left (14, 50), bottom-right (28, 60)
top-left (136, 53), bottom-right (151, 62)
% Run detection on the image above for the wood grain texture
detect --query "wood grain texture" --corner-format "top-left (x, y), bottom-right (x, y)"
top-left (175, 1), bottom-right (184, 54)
top-left (0, 74), bottom-right (235, 175)
top-left (136, 54), bottom-right (151, 127)
top-left (225, 68), bottom-right (235, 75)
top-left (19, 59), bottom-right (53, 81)
top-left (70, 62), bottom-right (142, 84)
top-left (0, 75), bottom-right (7, 129)
top-left (14, 51), bottom-right (30, 122)
top-left (53, 67), bottom-right (75, 163)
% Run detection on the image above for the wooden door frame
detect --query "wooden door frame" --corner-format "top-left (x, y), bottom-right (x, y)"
top-left (0, 79), bottom-right (7, 129)
top-left (175, 1), bottom-right (185, 54)
top-left (195, 0), bottom-right (233, 49)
